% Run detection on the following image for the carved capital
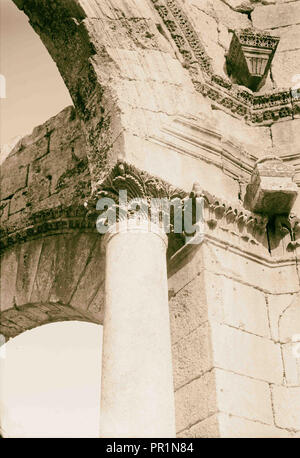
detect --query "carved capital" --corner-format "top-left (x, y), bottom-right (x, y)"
top-left (92, 161), bottom-right (188, 237)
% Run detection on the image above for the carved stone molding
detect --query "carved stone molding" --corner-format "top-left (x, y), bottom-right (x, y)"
top-left (1, 161), bottom-right (297, 258)
top-left (93, 161), bottom-right (269, 255)
top-left (151, 0), bottom-right (297, 125)
top-left (193, 185), bottom-right (269, 252)
top-left (226, 29), bottom-right (279, 91)
top-left (0, 205), bottom-right (97, 255)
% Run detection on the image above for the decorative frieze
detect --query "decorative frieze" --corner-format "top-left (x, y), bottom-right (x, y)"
top-left (1, 161), bottom-right (297, 257)
top-left (226, 29), bottom-right (279, 91)
top-left (151, 0), bottom-right (294, 125)
top-left (0, 205), bottom-right (97, 255)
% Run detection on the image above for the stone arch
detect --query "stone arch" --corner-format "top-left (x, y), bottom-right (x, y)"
top-left (12, 0), bottom-right (203, 187)
top-left (0, 232), bottom-right (104, 342)
top-left (0, 302), bottom-right (101, 343)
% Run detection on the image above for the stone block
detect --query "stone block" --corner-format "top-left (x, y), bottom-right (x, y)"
top-left (218, 412), bottom-right (291, 438)
top-left (215, 276), bottom-right (270, 337)
top-left (276, 25), bottom-right (300, 53)
top-left (15, 239), bottom-right (43, 307)
top-left (0, 248), bottom-right (18, 312)
top-left (252, 2), bottom-right (300, 29)
top-left (215, 369), bottom-right (274, 424)
top-left (272, 119), bottom-right (300, 156)
top-left (169, 273), bottom-right (208, 345)
top-left (175, 371), bottom-right (217, 432)
top-left (177, 413), bottom-right (220, 438)
top-left (267, 293), bottom-right (295, 341)
top-left (282, 342), bottom-right (300, 386)
top-left (172, 322), bottom-right (213, 390)
top-left (278, 296), bottom-right (300, 343)
top-left (9, 189), bottom-right (28, 215)
top-left (211, 322), bottom-right (283, 383)
top-left (272, 49), bottom-right (300, 89)
top-left (272, 385), bottom-right (300, 430)
top-left (1, 156), bottom-right (28, 200)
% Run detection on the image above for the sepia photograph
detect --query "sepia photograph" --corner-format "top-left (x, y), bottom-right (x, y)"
top-left (0, 0), bottom-right (300, 441)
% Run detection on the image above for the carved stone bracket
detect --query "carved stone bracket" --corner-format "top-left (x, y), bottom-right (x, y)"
top-left (151, 0), bottom-right (297, 124)
top-left (226, 29), bottom-right (280, 91)
top-left (244, 152), bottom-right (298, 215)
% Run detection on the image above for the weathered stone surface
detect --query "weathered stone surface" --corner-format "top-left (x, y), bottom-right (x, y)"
top-left (175, 371), bottom-right (217, 432)
top-left (272, 49), bottom-right (300, 88)
top-left (281, 342), bottom-right (300, 386)
top-left (272, 119), bottom-right (300, 156)
top-left (0, 248), bottom-right (18, 312)
top-left (169, 273), bottom-right (208, 345)
top-left (177, 413), bottom-right (220, 438)
top-left (209, 275), bottom-right (270, 337)
top-left (215, 369), bottom-right (274, 424)
top-left (278, 296), bottom-right (300, 343)
top-left (218, 412), bottom-right (291, 438)
top-left (211, 322), bottom-right (283, 383)
top-left (267, 293), bottom-right (296, 341)
top-left (1, 156), bottom-right (28, 200)
top-left (252, 2), bottom-right (300, 29)
top-left (245, 156), bottom-right (298, 215)
top-left (272, 385), bottom-right (300, 430)
top-left (172, 322), bottom-right (213, 390)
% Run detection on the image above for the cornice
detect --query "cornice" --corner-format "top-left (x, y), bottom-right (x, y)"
top-left (151, 0), bottom-right (300, 125)
top-left (1, 162), bottom-right (299, 259)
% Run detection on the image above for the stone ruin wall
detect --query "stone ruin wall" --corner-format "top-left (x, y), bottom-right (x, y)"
top-left (1, 0), bottom-right (300, 437)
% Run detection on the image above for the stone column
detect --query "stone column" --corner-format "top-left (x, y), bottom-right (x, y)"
top-left (96, 162), bottom-right (185, 438)
top-left (100, 218), bottom-right (175, 438)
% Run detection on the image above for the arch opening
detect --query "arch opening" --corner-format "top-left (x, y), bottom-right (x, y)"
top-left (0, 321), bottom-right (103, 438)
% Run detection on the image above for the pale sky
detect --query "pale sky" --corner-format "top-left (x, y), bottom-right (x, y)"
top-left (0, 0), bottom-right (72, 148)
top-left (0, 322), bottom-right (103, 438)
top-left (0, 0), bottom-right (104, 439)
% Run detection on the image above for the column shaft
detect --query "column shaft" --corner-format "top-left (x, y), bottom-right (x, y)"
top-left (100, 221), bottom-right (175, 438)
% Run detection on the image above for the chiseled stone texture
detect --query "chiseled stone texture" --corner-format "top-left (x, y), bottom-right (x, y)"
top-left (175, 370), bottom-right (217, 433)
top-left (0, 234), bottom-right (105, 340)
top-left (0, 106), bottom-right (90, 232)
